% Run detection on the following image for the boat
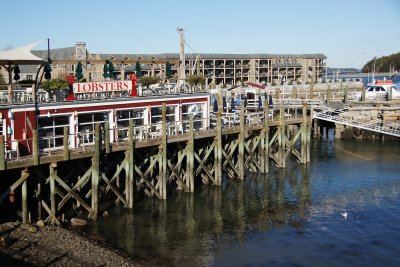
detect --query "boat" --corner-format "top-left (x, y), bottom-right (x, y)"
top-left (362, 79), bottom-right (400, 100)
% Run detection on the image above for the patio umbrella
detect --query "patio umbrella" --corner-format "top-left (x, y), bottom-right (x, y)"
top-left (44, 62), bottom-right (52, 80)
top-left (13, 65), bottom-right (20, 82)
top-left (213, 98), bottom-right (218, 112)
top-left (75, 61), bottom-right (83, 81)
top-left (166, 61), bottom-right (172, 78)
top-left (244, 96), bottom-right (248, 108)
top-left (258, 95), bottom-right (262, 110)
top-left (135, 61), bottom-right (142, 77)
top-left (103, 60), bottom-right (109, 79)
top-left (231, 97), bottom-right (235, 112)
top-left (268, 93), bottom-right (273, 107)
top-left (223, 96), bottom-right (227, 112)
top-left (108, 60), bottom-right (115, 79)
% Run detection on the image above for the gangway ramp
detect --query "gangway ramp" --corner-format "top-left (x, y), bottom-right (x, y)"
top-left (313, 104), bottom-right (400, 138)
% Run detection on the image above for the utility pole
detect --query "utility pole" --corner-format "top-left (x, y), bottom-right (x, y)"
top-left (177, 27), bottom-right (185, 87)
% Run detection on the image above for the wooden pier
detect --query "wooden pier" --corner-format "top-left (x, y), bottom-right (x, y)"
top-left (0, 102), bottom-right (312, 224)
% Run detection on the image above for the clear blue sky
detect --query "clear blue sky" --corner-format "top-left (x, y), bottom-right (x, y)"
top-left (1, 0), bottom-right (399, 69)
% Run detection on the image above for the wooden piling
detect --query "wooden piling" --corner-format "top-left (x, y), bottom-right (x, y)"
top-left (0, 135), bottom-right (5, 170)
top-left (128, 119), bottom-right (135, 208)
top-left (187, 114), bottom-right (194, 191)
top-left (215, 111), bottom-right (222, 185)
top-left (301, 102), bottom-right (307, 164)
top-left (238, 104), bottom-right (245, 180)
top-left (63, 126), bottom-right (69, 160)
top-left (279, 105), bottom-right (286, 168)
top-left (21, 169), bottom-right (28, 224)
top-left (327, 85), bottom-right (331, 104)
top-left (105, 121), bottom-right (111, 154)
top-left (160, 104), bottom-right (167, 199)
top-left (49, 163), bottom-right (57, 222)
top-left (32, 129), bottom-right (39, 165)
top-left (264, 100), bottom-right (270, 174)
top-left (91, 124), bottom-right (100, 219)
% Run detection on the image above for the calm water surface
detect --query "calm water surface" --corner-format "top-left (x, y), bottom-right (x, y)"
top-left (83, 131), bottom-right (400, 266)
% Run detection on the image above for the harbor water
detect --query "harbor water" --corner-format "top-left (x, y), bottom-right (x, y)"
top-left (81, 129), bottom-right (400, 266)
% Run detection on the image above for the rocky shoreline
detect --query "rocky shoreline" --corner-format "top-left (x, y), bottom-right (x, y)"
top-left (0, 221), bottom-right (141, 267)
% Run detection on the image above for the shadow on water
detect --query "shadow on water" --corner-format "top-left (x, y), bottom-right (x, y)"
top-left (80, 130), bottom-right (400, 266)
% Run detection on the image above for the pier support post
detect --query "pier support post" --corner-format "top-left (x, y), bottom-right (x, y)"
top-left (238, 105), bottom-right (244, 180)
top-left (263, 100), bottom-right (270, 173)
top-left (128, 119), bottom-right (135, 208)
top-left (301, 102), bottom-right (308, 164)
top-left (327, 85), bottom-right (331, 104)
top-left (22, 169), bottom-right (29, 224)
top-left (160, 104), bottom-right (167, 199)
top-left (279, 105), bottom-right (286, 168)
top-left (105, 121), bottom-right (111, 154)
top-left (49, 163), bottom-right (57, 222)
top-left (187, 114), bottom-right (194, 192)
top-left (214, 111), bottom-right (222, 185)
top-left (91, 124), bottom-right (100, 219)
top-left (32, 129), bottom-right (39, 165)
top-left (63, 126), bottom-right (69, 160)
top-left (0, 135), bottom-right (5, 170)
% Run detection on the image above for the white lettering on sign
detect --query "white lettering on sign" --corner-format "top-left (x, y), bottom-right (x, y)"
top-left (73, 81), bottom-right (132, 93)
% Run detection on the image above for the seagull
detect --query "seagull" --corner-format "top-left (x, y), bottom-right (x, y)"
top-left (341, 211), bottom-right (348, 219)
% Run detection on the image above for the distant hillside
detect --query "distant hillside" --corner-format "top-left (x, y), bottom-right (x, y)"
top-left (361, 53), bottom-right (400, 73)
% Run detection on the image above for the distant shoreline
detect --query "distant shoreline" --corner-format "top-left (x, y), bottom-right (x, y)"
top-left (338, 72), bottom-right (394, 78)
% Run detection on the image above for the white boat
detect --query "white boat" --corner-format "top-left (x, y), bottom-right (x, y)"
top-left (363, 80), bottom-right (400, 100)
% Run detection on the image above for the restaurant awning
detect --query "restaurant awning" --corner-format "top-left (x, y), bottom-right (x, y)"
top-left (0, 41), bottom-right (45, 66)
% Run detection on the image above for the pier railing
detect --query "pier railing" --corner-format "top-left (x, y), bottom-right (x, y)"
top-left (0, 103), bottom-right (308, 166)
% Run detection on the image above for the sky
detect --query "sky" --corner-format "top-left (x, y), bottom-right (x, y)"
top-left (1, 0), bottom-right (399, 69)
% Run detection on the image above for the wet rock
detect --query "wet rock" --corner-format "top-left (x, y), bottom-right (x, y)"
top-left (36, 220), bottom-right (45, 228)
top-left (70, 217), bottom-right (88, 226)
top-left (103, 210), bottom-right (109, 217)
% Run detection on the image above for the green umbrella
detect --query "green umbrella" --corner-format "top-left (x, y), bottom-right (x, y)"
top-left (103, 60), bottom-right (109, 78)
top-left (13, 65), bottom-right (20, 81)
top-left (108, 60), bottom-right (115, 79)
top-left (165, 61), bottom-right (172, 78)
top-left (44, 62), bottom-right (52, 80)
top-left (135, 61), bottom-right (142, 77)
top-left (75, 61), bottom-right (83, 81)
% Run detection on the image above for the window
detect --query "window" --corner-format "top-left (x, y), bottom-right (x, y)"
top-left (38, 115), bottom-right (69, 149)
top-left (116, 108), bottom-right (145, 140)
top-left (77, 112), bottom-right (107, 143)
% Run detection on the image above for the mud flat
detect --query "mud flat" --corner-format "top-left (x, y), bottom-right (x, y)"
top-left (0, 221), bottom-right (141, 267)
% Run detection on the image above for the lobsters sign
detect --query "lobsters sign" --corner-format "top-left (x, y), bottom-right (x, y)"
top-left (73, 80), bottom-right (132, 93)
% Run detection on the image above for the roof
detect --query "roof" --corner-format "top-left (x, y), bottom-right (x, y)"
top-left (0, 41), bottom-right (45, 65)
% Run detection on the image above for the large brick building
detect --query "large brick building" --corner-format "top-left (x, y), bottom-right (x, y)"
top-left (1, 42), bottom-right (326, 86)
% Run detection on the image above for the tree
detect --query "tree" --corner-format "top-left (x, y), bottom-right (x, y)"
top-left (41, 78), bottom-right (69, 91)
top-left (139, 76), bottom-right (160, 88)
top-left (361, 52), bottom-right (400, 73)
top-left (187, 75), bottom-right (205, 90)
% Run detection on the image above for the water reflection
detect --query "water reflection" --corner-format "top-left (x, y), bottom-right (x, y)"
top-left (84, 164), bottom-right (311, 266)
top-left (81, 132), bottom-right (400, 266)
